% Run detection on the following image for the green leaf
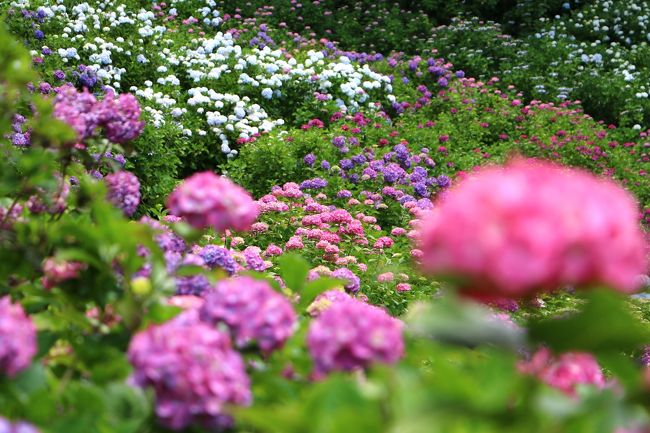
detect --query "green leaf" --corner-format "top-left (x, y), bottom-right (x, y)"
top-left (298, 277), bottom-right (344, 310)
top-left (405, 296), bottom-right (526, 350)
top-left (528, 289), bottom-right (650, 354)
top-left (278, 253), bottom-right (310, 292)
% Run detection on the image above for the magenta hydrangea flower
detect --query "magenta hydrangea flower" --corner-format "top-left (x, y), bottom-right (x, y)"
top-left (0, 297), bottom-right (37, 377)
top-left (127, 312), bottom-right (251, 430)
top-left (167, 172), bottom-right (259, 232)
top-left (200, 276), bottom-right (296, 353)
top-left (418, 159), bottom-right (648, 299)
top-left (518, 348), bottom-right (605, 396)
top-left (307, 298), bottom-right (404, 375)
top-left (53, 84), bottom-right (99, 141)
top-left (104, 171), bottom-right (141, 216)
top-left (97, 91), bottom-right (145, 144)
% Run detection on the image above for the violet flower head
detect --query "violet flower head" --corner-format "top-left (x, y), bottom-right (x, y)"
top-left (200, 276), bottom-right (297, 353)
top-left (167, 172), bottom-right (259, 232)
top-left (104, 171), bottom-right (141, 216)
top-left (128, 312), bottom-right (251, 430)
top-left (303, 153), bottom-right (316, 166)
top-left (0, 296), bottom-right (37, 377)
top-left (307, 298), bottom-right (404, 374)
top-left (332, 267), bottom-right (360, 293)
top-left (199, 245), bottom-right (237, 275)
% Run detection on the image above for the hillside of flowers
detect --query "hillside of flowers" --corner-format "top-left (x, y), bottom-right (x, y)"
top-left (0, 0), bottom-right (649, 432)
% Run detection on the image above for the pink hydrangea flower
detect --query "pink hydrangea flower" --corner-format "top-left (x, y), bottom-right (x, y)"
top-left (41, 257), bottom-right (86, 289)
top-left (518, 348), bottom-right (605, 396)
top-left (128, 311), bottom-right (251, 430)
top-left (167, 172), bottom-right (259, 232)
top-left (307, 298), bottom-right (404, 375)
top-left (0, 296), bottom-right (37, 377)
top-left (307, 289), bottom-right (353, 316)
top-left (418, 159), bottom-right (648, 298)
top-left (200, 277), bottom-right (297, 353)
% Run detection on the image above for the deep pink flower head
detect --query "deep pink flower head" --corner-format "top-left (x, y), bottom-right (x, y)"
top-left (518, 348), bottom-right (605, 396)
top-left (128, 311), bottom-right (251, 430)
top-left (0, 296), bottom-right (37, 377)
top-left (167, 172), bottom-right (259, 232)
top-left (307, 298), bottom-right (403, 375)
top-left (418, 159), bottom-right (647, 298)
top-left (104, 171), bottom-right (141, 216)
top-left (200, 277), bottom-right (296, 353)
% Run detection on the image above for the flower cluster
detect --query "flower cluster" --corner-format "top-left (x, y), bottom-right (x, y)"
top-left (200, 276), bottom-right (296, 353)
top-left (104, 171), bottom-right (141, 216)
top-left (417, 159), bottom-right (647, 298)
top-left (53, 84), bottom-right (143, 144)
top-left (307, 297), bottom-right (404, 375)
top-left (128, 311), bottom-right (251, 430)
top-left (167, 172), bottom-right (259, 232)
top-left (0, 296), bottom-right (37, 377)
top-left (518, 348), bottom-right (606, 396)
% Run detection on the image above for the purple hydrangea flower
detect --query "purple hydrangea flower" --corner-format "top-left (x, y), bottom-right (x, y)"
top-left (303, 153), bottom-right (316, 166)
top-left (307, 298), bottom-right (404, 374)
top-left (199, 245), bottom-right (237, 275)
top-left (381, 163), bottom-right (406, 184)
top-left (332, 136), bottom-right (346, 148)
top-left (336, 190), bottom-right (352, 199)
top-left (331, 267), bottom-right (360, 293)
top-left (104, 171), bottom-right (141, 216)
top-left (321, 160), bottom-right (331, 170)
top-left (0, 296), bottom-right (37, 377)
top-left (175, 254), bottom-right (210, 296)
top-left (243, 247), bottom-right (268, 271)
top-left (300, 178), bottom-right (328, 190)
top-left (200, 276), bottom-right (297, 353)
top-left (436, 175), bottom-right (451, 188)
top-left (340, 159), bottom-right (354, 171)
top-left (128, 311), bottom-right (251, 430)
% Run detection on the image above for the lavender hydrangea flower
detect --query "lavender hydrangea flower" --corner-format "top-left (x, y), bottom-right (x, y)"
top-left (332, 267), bottom-right (361, 293)
top-left (128, 312), bottom-right (251, 430)
top-left (104, 171), bottom-right (141, 216)
top-left (0, 296), bottom-right (37, 377)
top-left (307, 298), bottom-right (404, 374)
top-left (200, 276), bottom-right (297, 353)
top-left (0, 418), bottom-right (40, 433)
